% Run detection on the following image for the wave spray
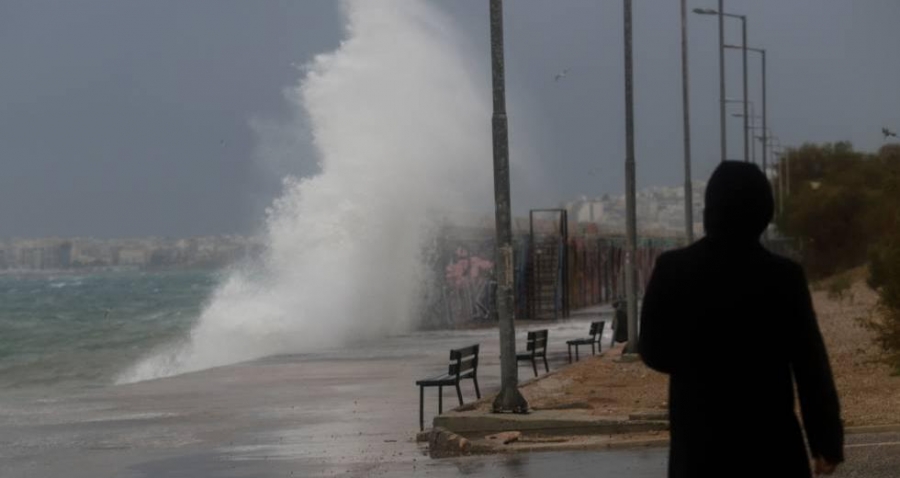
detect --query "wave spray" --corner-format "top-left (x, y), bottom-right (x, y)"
top-left (120, 0), bottom-right (493, 382)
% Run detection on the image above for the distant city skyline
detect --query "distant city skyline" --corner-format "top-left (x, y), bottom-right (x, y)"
top-left (0, 179), bottom-right (707, 247)
top-left (0, 235), bottom-right (265, 271)
top-left (3, 1), bottom-right (900, 238)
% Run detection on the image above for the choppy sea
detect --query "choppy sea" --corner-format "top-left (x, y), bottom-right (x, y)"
top-left (0, 270), bottom-right (218, 391)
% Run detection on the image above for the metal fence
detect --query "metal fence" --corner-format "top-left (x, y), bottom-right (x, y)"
top-left (422, 230), bottom-right (679, 328)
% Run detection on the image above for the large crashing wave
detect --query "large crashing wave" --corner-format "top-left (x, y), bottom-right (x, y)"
top-left (119, 0), bottom-right (493, 382)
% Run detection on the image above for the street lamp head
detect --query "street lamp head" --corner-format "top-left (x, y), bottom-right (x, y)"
top-left (692, 8), bottom-right (718, 15)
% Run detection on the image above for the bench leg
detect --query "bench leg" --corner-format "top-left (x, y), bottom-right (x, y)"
top-left (543, 354), bottom-right (549, 373)
top-left (438, 386), bottom-right (443, 414)
top-left (455, 382), bottom-right (463, 406)
top-left (568, 345), bottom-right (572, 364)
top-left (592, 342), bottom-right (596, 355)
top-left (532, 358), bottom-right (538, 377)
top-left (473, 376), bottom-right (481, 399)
top-left (575, 345), bottom-right (579, 362)
top-left (419, 386), bottom-right (424, 431)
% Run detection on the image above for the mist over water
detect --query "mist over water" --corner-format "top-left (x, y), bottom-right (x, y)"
top-left (119, 0), bottom-right (494, 382)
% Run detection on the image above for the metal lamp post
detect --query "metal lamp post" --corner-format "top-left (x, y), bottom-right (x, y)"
top-left (692, 5), bottom-right (726, 163)
top-left (488, 0), bottom-right (528, 414)
top-left (732, 110), bottom-right (761, 164)
top-left (727, 45), bottom-right (767, 178)
top-left (750, 127), bottom-right (774, 167)
top-left (623, 0), bottom-right (639, 355)
top-left (768, 137), bottom-right (786, 217)
top-left (680, 0), bottom-right (694, 243)
top-left (777, 149), bottom-right (785, 216)
top-left (695, 6), bottom-right (748, 163)
top-left (724, 97), bottom-right (752, 162)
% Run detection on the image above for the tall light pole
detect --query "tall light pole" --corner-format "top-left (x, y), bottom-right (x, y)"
top-left (733, 112), bottom-right (756, 163)
top-left (488, 0), bottom-right (528, 414)
top-left (739, 15), bottom-right (748, 164)
top-left (680, 0), bottom-right (694, 243)
top-left (718, 1), bottom-right (725, 163)
top-left (778, 150), bottom-right (785, 216)
top-left (727, 45), bottom-right (767, 176)
top-left (760, 49), bottom-right (767, 179)
top-left (623, 0), bottom-right (639, 355)
top-left (777, 148), bottom-right (788, 217)
top-left (695, 6), bottom-right (748, 163)
top-left (751, 128), bottom-right (774, 166)
top-left (732, 108), bottom-right (761, 164)
top-left (769, 137), bottom-right (785, 217)
top-left (693, 6), bottom-right (725, 162)
top-left (725, 98), bottom-right (753, 162)
top-left (783, 147), bottom-right (790, 205)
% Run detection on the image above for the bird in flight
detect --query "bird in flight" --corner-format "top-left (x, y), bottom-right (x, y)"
top-left (554, 68), bottom-right (570, 82)
top-left (882, 127), bottom-right (897, 140)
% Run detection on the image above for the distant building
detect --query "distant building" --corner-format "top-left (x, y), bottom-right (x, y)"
top-left (57, 242), bottom-right (72, 268)
top-left (149, 248), bottom-right (181, 267)
top-left (115, 248), bottom-right (148, 266)
top-left (1, 235), bottom-right (264, 270)
top-left (560, 182), bottom-right (706, 236)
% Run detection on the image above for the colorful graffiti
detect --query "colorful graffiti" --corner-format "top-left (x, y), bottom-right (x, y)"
top-left (443, 247), bottom-right (495, 323)
top-left (421, 230), bottom-right (678, 328)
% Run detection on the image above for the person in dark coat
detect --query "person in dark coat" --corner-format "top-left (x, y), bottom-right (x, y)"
top-left (639, 161), bottom-right (844, 477)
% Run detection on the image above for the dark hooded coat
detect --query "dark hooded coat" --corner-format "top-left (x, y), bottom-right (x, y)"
top-left (639, 162), bottom-right (844, 478)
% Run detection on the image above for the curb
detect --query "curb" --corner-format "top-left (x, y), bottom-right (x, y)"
top-left (462, 434), bottom-right (670, 456)
top-left (427, 427), bottom-right (472, 458)
top-left (433, 410), bottom-right (668, 437)
top-left (846, 424), bottom-right (900, 435)
top-left (428, 422), bottom-right (900, 459)
top-left (476, 437), bottom-right (670, 454)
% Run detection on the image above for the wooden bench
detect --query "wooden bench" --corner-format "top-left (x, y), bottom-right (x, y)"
top-left (415, 344), bottom-right (481, 431)
top-left (566, 320), bottom-right (605, 363)
top-left (516, 329), bottom-right (549, 377)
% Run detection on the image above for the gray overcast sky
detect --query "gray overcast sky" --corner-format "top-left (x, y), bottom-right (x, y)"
top-left (2, 0), bottom-right (899, 238)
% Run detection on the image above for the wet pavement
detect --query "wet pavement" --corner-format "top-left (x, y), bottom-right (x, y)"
top-left (2, 310), bottom-right (898, 477)
top-left (0, 312), bottom-right (622, 477)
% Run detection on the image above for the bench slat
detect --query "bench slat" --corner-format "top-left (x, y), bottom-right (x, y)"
top-left (449, 344), bottom-right (479, 375)
top-left (525, 329), bottom-right (549, 352)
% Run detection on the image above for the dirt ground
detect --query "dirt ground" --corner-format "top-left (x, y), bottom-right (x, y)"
top-left (519, 271), bottom-right (900, 427)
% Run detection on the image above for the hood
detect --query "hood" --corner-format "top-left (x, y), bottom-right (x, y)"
top-left (703, 161), bottom-right (774, 241)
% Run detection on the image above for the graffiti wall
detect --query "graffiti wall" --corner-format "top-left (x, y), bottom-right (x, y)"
top-left (420, 228), bottom-right (678, 328)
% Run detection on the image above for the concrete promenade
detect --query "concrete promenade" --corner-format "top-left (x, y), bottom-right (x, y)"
top-left (0, 313), bottom-right (612, 477)
top-left (2, 307), bottom-right (897, 477)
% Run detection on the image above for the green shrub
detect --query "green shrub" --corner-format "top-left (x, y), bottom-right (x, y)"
top-left (780, 142), bottom-right (900, 371)
top-left (866, 240), bottom-right (900, 373)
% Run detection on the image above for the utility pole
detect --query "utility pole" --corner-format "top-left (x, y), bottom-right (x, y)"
top-left (785, 150), bottom-right (790, 202)
top-left (623, 0), bottom-right (639, 355)
top-left (489, 0), bottom-right (528, 414)
top-left (777, 151), bottom-right (785, 216)
top-left (740, 15), bottom-right (749, 163)
top-left (732, 104), bottom-right (757, 165)
top-left (680, 0), bottom-right (694, 243)
top-left (760, 49), bottom-right (768, 181)
top-left (718, 0), bottom-right (726, 163)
